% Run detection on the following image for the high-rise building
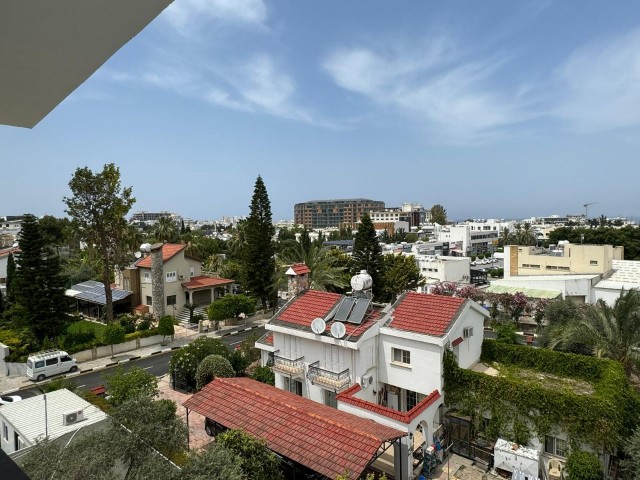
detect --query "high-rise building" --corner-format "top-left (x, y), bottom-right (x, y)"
top-left (294, 198), bottom-right (385, 229)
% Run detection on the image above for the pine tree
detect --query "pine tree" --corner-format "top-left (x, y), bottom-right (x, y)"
top-left (5, 252), bottom-right (16, 304)
top-left (242, 176), bottom-right (275, 310)
top-left (430, 204), bottom-right (448, 225)
top-left (13, 214), bottom-right (69, 338)
top-left (351, 213), bottom-right (385, 299)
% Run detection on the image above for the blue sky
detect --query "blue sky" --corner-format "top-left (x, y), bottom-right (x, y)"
top-left (2, 0), bottom-right (640, 222)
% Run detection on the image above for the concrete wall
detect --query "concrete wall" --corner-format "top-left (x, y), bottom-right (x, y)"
top-left (448, 307), bottom-right (485, 369)
top-left (73, 334), bottom-right (164, 362)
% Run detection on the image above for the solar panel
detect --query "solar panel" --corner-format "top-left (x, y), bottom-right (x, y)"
top-left (346, 298), bottom-right (371, 325)
top-left (334, 298), bottom-right (356, 322)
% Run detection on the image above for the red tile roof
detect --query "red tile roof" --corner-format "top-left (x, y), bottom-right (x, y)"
top-left (277, 290), bottom-right (342, 327)
top-left (256, 332), bottom-right (274, 347)
top-left (338, 385), bottom-right (441, 424)
top-left (290, 263), bottom-right (311, 275)
top-left (452, 337), bottom-right (464, 347)
top-left (0, 247), bottom-right (19, 258)
top-left (388, 292), bottom-right (466, 336)
top-left (182, 276), bottom-right (234, 290)
top-left (183, 378), bottom-right (405, 479)
top-left (134, 243), bottom-right (187, 268)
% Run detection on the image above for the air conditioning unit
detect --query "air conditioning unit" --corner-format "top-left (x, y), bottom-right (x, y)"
top-left (63, 410), bottom-right (84, 426)
top-left (178, 274), bottom-right (185, 280)
top-left (463, 326), bottom-right (474, 338)
top-left (360, 373), bottom-right (374, 388)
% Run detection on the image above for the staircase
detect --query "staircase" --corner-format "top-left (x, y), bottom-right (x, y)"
top-left (177, 305), bottom-right (208, 328)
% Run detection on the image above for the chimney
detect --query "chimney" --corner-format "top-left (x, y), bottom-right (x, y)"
top-left (150, 243), bottom-right (165, 318)
top-left (286, 263), bottom-right (310, 298)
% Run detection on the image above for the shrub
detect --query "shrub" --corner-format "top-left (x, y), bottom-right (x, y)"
top-left (494, 323), bottom-right (519, 344)
top-left (195, 354), bottom-right (235, 390)
top-left (118, 314), bottom-right (136, 333)
top-left (216, 430), bottom-right (284, 480)
top-left (103, 323), bottom-right (125, 357)
top-left (137, 319), bottom-right (151, 331)
top-left (105, 365), bottom-right (158, 406)
top-left (565, 451), bottom-right (603, 480)
top-left (158, 315), bottom-right (175, 344)
top-left (169, 337), bottom-right (231, 392)
top-left (251, 366), bottom-right (275, 386)
top-left (207, 295), bottom-right (256, 322)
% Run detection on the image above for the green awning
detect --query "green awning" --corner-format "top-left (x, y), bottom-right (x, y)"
top-left (485, 285), bottom-right (562, 299)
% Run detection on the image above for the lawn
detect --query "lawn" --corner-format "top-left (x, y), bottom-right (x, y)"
top-left (67, 319), bottom-right (107, 341)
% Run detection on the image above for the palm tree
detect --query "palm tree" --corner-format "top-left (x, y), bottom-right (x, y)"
top-left (278, 239), bottom-right (349, 292)
top-left (550, 290), bottom-right (640, 376)
top-left (154, 216), bottom-right (179, 243)
top-left (499, 227), bottom-right (512, 247)
top-left (516, 222), bottom-right (536, 246)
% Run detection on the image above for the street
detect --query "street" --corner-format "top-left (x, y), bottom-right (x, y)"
top-left (18, 326), bottom-right (265, 399)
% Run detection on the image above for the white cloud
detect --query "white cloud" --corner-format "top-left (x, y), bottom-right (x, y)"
top-left (555, 29), bottom-right (640, 133)
top-left (163, 0), bottom-right (267, 32)
top-left (322, 40), bottom-right (530, 142)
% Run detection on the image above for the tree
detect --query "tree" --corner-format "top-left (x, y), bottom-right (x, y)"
top-left (180, 444), bottom-right (244, 480)
top-left (170, 337), bottom-right (231, 392)
top-left (242, 176), bottom-right (275, 310)
top-left (0, 289), bottom-right (4, 317)
top-left (565, 450), bottom-right (603, 480)
top-left (278, 240), bottom-right (349, 292)
top-left (64, 163), bottom-right (135, 323)
top-left (351, 213), bottom-right (384, 299)
top-left (154, 216), bottom-right (179, 243)
top-left (380, 254), bottom-right (425, 302)
top-left (103, 323), bottom-right (125, 358)
top-left (195, 354), bottom-right (235, 390)
top-left (105, 365), bottom-right (159, 406)
top-left (430, 204), bottom-right (447, 225)
top-left (251, 366), bottom-right (275, 385)
top-left (5, 252), bottom-right (16, 304)
top-left (11, 214), bottom-right (69, 338)
top-left (516, 222), bottom-right (537, 246)
top-left (622, 426), bottom-right (640, 479)
top-left (207, 295), bottom-right (255, 327)
top-left (216, 429), bottom-right (284, 480)
top-left (158, 315), bottom-right (175, 344)
top-left (550, 290), bottom-right (640, 376)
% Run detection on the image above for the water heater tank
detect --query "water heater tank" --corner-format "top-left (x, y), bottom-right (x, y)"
top-left (350, 270), bottom-right (373, 291)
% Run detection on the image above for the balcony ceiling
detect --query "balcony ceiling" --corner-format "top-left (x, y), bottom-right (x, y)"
top-left (0, 0), bottom-right (172, 128)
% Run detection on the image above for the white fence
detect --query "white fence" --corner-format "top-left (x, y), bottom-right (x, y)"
top-left (74, 334), bottom-right (165, 362)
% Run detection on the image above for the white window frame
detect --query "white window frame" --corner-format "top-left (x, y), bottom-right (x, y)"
top-left (143, 271), bottom-right (151, 284)
top-left (166, 271), bottom-right (177, 283)
top-left (2, 421), bottom-right (8, 441)
top-left (392, 347), bottom-right (411, 366)
top-left (545, 435), bottom-right (570, 458)
top-left (190, 266), bottom-right (195, 278)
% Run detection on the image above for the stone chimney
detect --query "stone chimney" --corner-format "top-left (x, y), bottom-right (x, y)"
top-left (286, 263), bottom-right (310, 298)
top-left (150, 243), bottom-right (165, 318)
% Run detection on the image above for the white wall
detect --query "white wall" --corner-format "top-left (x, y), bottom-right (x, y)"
top-left (0, 416), bottom-right (23, 454)
top-left (447, 307), bottom-right (485, 369)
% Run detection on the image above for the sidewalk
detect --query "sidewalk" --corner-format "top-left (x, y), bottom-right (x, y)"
top-left (0, 318), bottom-right (268, 396)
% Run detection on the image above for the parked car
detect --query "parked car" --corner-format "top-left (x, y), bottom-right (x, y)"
top-left (26, 350), bottom-right (78, 381)
top-left (0, 395), bottom-right (22, 405)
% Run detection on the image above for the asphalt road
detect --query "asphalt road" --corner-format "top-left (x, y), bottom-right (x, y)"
top-left (19, 326), bottom-right (265, 399)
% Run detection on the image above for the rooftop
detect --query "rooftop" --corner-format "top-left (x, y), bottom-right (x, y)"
top-left (484, 284), bottom-right (562, 300)
top-left (65, 280), bottom-right (131, 305)
top-left (135, 243), bottom-right (187, 268)
top-left (183, 377), bottom-right (405, 480)
top-left (0, 389), bottom-right (107, 446)
top-left (385, 292), bottom-right (467, 336)
top-left (181, 276), bottom-right (234, 290)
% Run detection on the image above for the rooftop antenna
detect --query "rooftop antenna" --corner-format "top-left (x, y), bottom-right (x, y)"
top-left (583, 202), bottom-right (597, 220)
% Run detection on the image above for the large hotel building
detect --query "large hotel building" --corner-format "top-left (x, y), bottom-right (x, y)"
top-left (294, 198), bottom-right (385, 229)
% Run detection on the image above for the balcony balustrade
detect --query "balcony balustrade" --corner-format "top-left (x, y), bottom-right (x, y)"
top-left (306, 361), bottom-right (350, 391)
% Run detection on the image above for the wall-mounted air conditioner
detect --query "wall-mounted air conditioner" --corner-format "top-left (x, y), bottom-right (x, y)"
top-left (463, 326), bottom-right (474, 338)
top-left (63, 410), bottom-right (84, 426)
top-left (360, 373), bottom-right (373, 388)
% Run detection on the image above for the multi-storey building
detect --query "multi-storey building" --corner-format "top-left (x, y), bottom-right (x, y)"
top-left (294, 198), bottom-right (385, 229)
top-left (129, 211), bottom-right (180, 223)
top-left (369, 203), bottom-right (429, 230)
top-left (436, 224), bottom-right (500, 256)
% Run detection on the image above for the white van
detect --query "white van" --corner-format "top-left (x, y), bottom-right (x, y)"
top-left (26, 350), bottom-right (78, 381)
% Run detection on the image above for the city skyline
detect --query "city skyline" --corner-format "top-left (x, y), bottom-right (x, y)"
top-left (2, 1), bottom-right (640, 221)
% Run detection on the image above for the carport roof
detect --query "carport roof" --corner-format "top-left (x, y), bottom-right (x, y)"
top-left (484, 284), bottom-right (561, 299)
top-left (184, 377), bottom-right (406, 479)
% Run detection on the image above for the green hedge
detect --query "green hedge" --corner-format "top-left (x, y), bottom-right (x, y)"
top-left (444, 340), bottom-right (637, 450)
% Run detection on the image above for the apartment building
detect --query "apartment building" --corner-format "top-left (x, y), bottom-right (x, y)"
top-left (293, 198), bottom-right (385, 229)
top-left (436, 224), bottom-right (500, 256)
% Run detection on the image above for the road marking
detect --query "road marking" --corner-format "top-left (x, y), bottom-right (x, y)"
top-left (229, 340), bottom-right (243, 346)
top-left (143, 366), bottom-right (153, 370)
top-left (77, 385), bottom-right (86, 388)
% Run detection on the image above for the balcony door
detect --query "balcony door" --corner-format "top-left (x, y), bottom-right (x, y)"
top-left (324, 344), bottom-right (344, 371)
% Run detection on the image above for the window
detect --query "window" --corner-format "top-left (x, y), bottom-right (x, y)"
top-left (324, 389), bottom-right (337, 408)
top-left (166, 271), bottom-right (177, 283)
top-left (590, 260), bottom-right (598, 265)
top-left (35, 361), bottom-right (44, 369)
top-left (167, 295), bottom-right (177, 306)
top-left (143, 272), bottom-right (151, 284)
top-left (146, 296), bottom-right (153, 306)
top-left (190, 267), bottom-right (195, 278)
top-left (45, 358), bottom-right (58, 366)
top-left (61, 355), bottom-right (72, 363)
top-left (406, 390), bottom-right (418, 411)
top-left (392, 348), bottom-right (411, 365)
top-left (283, 377), bottom-right (302, 396)
top-left (2, 422), bottom-right (7, 441)
top-left (545, 435), bottom-right (569, 458)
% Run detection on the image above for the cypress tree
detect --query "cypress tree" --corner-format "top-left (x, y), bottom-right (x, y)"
top-left (242, 176), bottom-right (275, 310)
top-left (13, 214), bottom-right (69, 338)
top-left (0, 288), bottom-right (4, 317)
top-left (351, 213), bottom-right (385, 299)
top-left (5, 252), bottom-right (16, 304)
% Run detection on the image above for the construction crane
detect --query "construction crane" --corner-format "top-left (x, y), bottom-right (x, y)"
top-left (583, 202), bottom-right (597, 220)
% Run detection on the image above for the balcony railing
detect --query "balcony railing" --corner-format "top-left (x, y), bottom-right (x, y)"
top-left (272, 351), bottom-right (305, 376)
top-left (306, 361), bottom-right (350, 391)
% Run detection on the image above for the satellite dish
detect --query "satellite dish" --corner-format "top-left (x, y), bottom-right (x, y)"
top-left (140, 243), bottom-right (152, 253)
top-left (330, 321), bottom-right (346, 339)
top-left (12, 242), bottom-right (19, 248)
top-left (134, 251), bottom-right (142, 259)
top-left (311, 317), bottom-right (326, 335)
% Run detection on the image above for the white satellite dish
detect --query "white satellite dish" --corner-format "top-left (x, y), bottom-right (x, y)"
top-left (134, 251), bottom-right (142, 259)
top-left (12, 242), bottom-right (19, 248)
top-left (311, 317), bottom-right (326, 335)
top-left (140, 243), bottom-right (152, 253)
top-left (330, 321), bottom-right (346, 339)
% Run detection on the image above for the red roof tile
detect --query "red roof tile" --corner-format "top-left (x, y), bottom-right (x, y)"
top-left (183, 378), bottom-right (405, 479)
top-left (134, 243), bottom-right (187, 268)
top-left (277, 290), bottom-right (342, 328)
top-left (256, 332), bottom-right (274, 347)
top-left (290, 263), bottom-right (311, 275)
top-left (0, 247), bottom-right (19, 258)
top-left (452, 337), bottom-right (464, 347)
top-left (182, 276), bottom-right (234, 290)
top-left (338, 385), bottom-right (441, 424)
top-left (388, 292), bottom-right (466, 336)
